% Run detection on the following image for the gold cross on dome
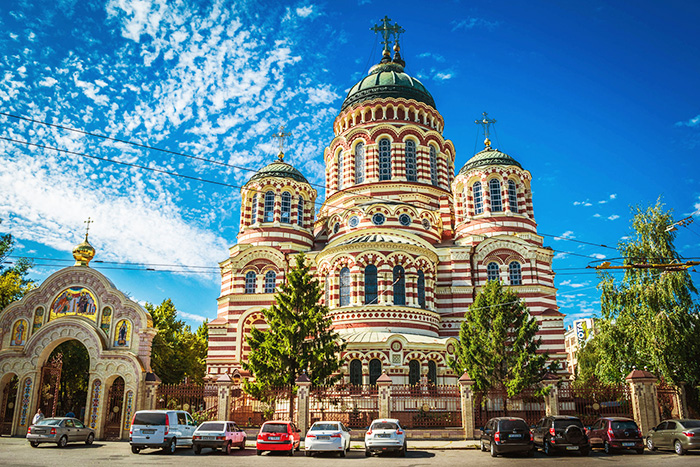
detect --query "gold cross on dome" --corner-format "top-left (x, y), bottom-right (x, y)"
top-left (272, 125), bottom-right (292, 161)
top-left (371, 16), bottom-right (395, 53)
top-left (84, 217), bottom-right (93, 239)
top-left (475, 112), bottom-right (497, 148)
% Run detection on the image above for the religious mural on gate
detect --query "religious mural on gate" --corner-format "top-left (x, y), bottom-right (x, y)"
top-left (32, 307), bottom-right (44, 334)
top-left (113, 319), bottom-right (131, 347)
top-left (10, 319), bottom-right (28, 346)
top-left (49, 287), bottom-right (97, 322)
top-left (100, 307), bottom-right (112, 335)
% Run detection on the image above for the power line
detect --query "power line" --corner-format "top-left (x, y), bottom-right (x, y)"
top-left (539, 232), bottom-right (618, 251)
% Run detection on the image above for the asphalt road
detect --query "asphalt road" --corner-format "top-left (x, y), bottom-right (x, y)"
top-left (1, 437), bottom-right (699, 466)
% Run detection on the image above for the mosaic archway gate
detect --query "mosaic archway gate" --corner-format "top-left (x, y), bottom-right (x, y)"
top-left (37, 354), bottom-right (63, 418)
top-left (103, 377), bottom-right (125, 439)
top-left (0, 375), bottom-right (19, 435)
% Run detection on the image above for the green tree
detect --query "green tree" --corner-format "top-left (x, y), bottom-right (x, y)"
top-left (449, 279), bottom-right (549, 410)
top-left (589, 199), bottom-right (700, 387)
top-left (243, 253), bottom-right (346, 417)
top-left (0, 219), bottom-right (35, 310)
top-left (146, 299), bottom-right (208, 384)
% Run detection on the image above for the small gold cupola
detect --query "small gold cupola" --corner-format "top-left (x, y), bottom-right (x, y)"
top-left (73, 218), bottom-right (96, 266)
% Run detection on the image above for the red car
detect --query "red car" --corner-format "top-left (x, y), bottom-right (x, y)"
top-left (256, 421), bottom-right (301, 456)
top-left (588, 417), bottom-right (644, 454)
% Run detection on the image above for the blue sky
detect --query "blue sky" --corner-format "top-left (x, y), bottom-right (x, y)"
top-left (1, 0), bottom-right (698, 329)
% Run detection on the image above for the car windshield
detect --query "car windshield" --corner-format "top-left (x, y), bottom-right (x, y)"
top-left (311, 423), bottom-right (339, 431)
top-left (262, 423), bottom-right (288, 433)
top-left (36, 419), bottom-right (63, 426)
top-left (133, 413), bottom-right (166, 426)
top-left (681, 420), bottom-right (700, 429)
top-left (500, 420), bottom-right (528, 431)
top-left (198, 422), bottom-right (225, 432)
top-left (372, 422), bottom-right (398, 430)
top-left (611, 421), bottom-right (638, 430)
top-left (553, 419), bottom-right (583, 430)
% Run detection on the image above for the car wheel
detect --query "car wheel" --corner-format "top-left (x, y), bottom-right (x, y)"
top-left (256, 449), bottom-right (262, 456)
top-left (340, 447), bottom-right (346, 458)
top-left (193, 444), bottom-right (201, 455)
top-left (58, 436), bottom-right (68, 448)
top-left (30, 441), bottom-right (39, 448)
top-left (604, 441), bottom-right (612, 454)
top-left (131, 445), bottom-right (140, 454)
top-left (295, 441), bottom-right (300, 452)
top-left (305, 450), bottom-right (312, 457)
top-left (401, 442), bottom-right (407, 457)
top-left (166, 438), bottom-right (176, 455)
top-left (674, 439), bottom-right (686, 456)
top-left (85, 433), bottom-right (94, 445)
top-left (240, 438), bottom-right (246, 450)
top-left (226, 441), bottom-right (232, 455)
top-left (490, 441), bottom-right (497, 458)
top-left (647, 437), bottom-right (656, 451)
top-left (288, 446), bottom-right (294, 456)
top-left (365, 449), bottom-right (371, 457)
top-left (544, 439), bottom-right (551, 456)
top-left (480, 440), bottom-right (486, 452)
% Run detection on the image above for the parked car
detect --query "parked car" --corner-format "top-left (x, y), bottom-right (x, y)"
top-left (26, 417), bottom-right (95, 448)
top-left (192, 420), bottom-right (247, 455)
top-left (364, 418), bottom-right (407, 457)
top-left (256, 421), bottom-right (301, 456)
top-left (480, 417), bottom-right (534, 457)
top-left (532, 415), bottom-right (590, 456)
top-left (646, 419), bottom-right (700, 455)
top-left (588, 417), bottom-right (644, 454)
top-left (304, 420), bottom-right (352, 457)
top-left (129, 410), bottom-right (197, 454)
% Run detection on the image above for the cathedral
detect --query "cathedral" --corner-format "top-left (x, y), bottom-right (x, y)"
top-left (206, 20), bottom-right (566, 386)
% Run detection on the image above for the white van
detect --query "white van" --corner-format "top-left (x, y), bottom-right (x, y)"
top-left (129, 410), bottom-right (197, 454)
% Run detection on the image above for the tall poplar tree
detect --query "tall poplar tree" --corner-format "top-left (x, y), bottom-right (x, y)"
top-left (243, 253), bottom-right (345, 417)
top-left (449, 279), bottom-right (549, 410)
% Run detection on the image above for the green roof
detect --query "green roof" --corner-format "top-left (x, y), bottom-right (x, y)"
top-left (341, 61), bottom-right (435, 111)
top-left (458, 148), bottom-right (522, 174)
top-left (247, 159), bottom-right (309, 184)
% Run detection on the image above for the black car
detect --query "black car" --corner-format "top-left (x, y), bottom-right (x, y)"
top-left (480, 417), bottom-right (534, 457)
top-left (533, 415), bottom-right (590, 456)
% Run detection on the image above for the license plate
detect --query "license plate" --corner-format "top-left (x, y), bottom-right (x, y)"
top-left (566, 446), bottom-right (579, 450)
top-left (204, 436), bottom-right (216, 441)
top-left (142, 429), bottom-right (155, 434)
top-left (378, 434), bottom-right (391, 438)
top-left (510, 434), bottom-right (522, 438)
top-left (269, 436), bottom-right (280, 440)
top-left (33, 430), bottom-right (45, 434)
top-left (317, 436), bottom-right (329, 440)
top-left (622, 442), bottom-right (635, 447)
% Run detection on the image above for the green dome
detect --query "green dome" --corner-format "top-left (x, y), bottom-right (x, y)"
top-left (341, 61), bottom-right (435, 111)
top-left (247, 158), bottom-right (309, 184)
top-left (458, 147), bottom-right (522, 175)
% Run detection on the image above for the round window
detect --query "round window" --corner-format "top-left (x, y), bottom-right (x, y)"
top-left (372, 213), bottom-right (386, 226)
top-left (349, 216), bottom-right (359, 228)
top-left (398, 214), bottom-right (411, 226)
top-left (422, 218), bottom-right (431, 230)
top-left (333, 222), bottom-right (340, 234)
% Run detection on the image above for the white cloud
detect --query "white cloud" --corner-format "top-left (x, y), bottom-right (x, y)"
top-left (573, 200), bottom-right (592, 206)
top-left (305, 84), bottom-right (338, 105)
top-left (38, 77), bottom-right (58, 87)
top-left (296, 6), bottom-right (314, 18)
top-left (179, 311), bottom-right (211, 323)
top-left (555, 230), bottom-right (575, 240)
top-left (554, 252), bottom-right (568, 259)
top-left (417, 52), bottom-right (445, 63)
top-left (434, 72), bottom-right (453, 81)
top-left (609, 193), bottom-right (617, 200)
top-left (676, 114), bottom-right (700, 127)
top-left (591, 253), bottom-right (606, 260)
top-left (608, 214), bottom-right (620, 221)
top-left (451, 17), bottom-right (500, 32)
top-left (593, 213), bottom-right (601, 218)
top-left (560, 280), bottom-right (589, 288)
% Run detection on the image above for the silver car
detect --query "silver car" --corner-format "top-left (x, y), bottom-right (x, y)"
top-left (27, 417), bottom-right (95, 448)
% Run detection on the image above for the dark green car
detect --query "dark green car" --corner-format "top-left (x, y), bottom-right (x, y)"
top-left (646, 419), bottom-right (700, 455)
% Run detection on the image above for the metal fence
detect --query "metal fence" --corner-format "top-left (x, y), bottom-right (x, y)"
top-left (391, 384), bottom-right (462, 429)
top-left (558, 381), bottom-right (632, 426)
top-left (474, 387), bottom-right (545, 427)
top-left (656, 382), bottom-right (678, 419)
top-left (229, 386), bottom-right (295, 426)
top-left (155, 381), bottom-right (218, 421)
top-left (309, 385), bottom-right (378, 428)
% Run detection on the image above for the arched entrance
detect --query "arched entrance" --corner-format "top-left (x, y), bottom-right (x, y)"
top-left (38, 340), bottom-right (90, 419)
top-left (0, 374), bottom-right (18, 435)
top-left (103, 377), bottom-right (125, 439)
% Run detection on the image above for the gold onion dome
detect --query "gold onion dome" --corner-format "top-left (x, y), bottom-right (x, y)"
top-left (72, 234), bottom-right (96, 267)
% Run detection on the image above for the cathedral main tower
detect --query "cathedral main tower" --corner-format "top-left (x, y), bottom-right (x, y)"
top-left (206, 18), bottom-right (566, 386)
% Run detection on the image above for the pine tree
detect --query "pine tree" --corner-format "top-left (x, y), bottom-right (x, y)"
top-left (243, 253), bottom-right (346, 418)
top-left (449, 279), bottom-right (548, 410)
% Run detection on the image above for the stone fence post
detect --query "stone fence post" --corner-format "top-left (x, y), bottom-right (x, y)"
top-left (675, 385), bottom-right (689, 419)
top-left (542, 375), bottom-right (560, 417)
top-left (143, 372), bottom-right (161, 410)
top-left (626, 370), bottom-right (659, 435)
top-left (216, 374), bottom-right (233, 421)
top-left (458, 371), bottom-right (475, 440)
top-left (377, 372), bottom-right (392, 419)
top-left (295, 373), bottom-right (311, 436)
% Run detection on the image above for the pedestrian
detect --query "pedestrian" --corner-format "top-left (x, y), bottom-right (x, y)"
top-left (32, 408), bottom-right (44, 425)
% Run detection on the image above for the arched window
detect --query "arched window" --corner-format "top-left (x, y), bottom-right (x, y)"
top-left (509, 262), bottom-right (522, 285)
top-left (264, 270), bottom-right (276, 293)
top-left (429, 146), bottom-right (438, 186)
top-left (339, 267), bottom-right (350, 307)
top-left (378, 138), bottom-right (391, 181)
top-left (337, 150), bottom-right (344, 190)
top-left (250, 194), bottom-right (258, 225)
top-left (489, 179), bottom-right (503, 212)
top-left (350, 359), bottom-right (362, 386)
top-left (280, 191), bottom-right (291, 223)
top-left (417, 270), bottom-right (426, 308)
top-left (364, 265), bottom-right (378, 305)
top-left (508, 180), bottom-right (518, 213)
top-left (487, 262), bottom-right (500, 282)
top-left (355, 142), bottom-right (365, 183)
top-left (405, 140), bottom-right (417, 182)
top-left (428, 361), bottom-right (437, 385)
top-left (369, 359), bottom-right (382, 385)
top-left (409, 360), bottom-right (421, 386)
top-left (264, 191), bottom-right (275, 222)
top-left (245, 271), bottom-right (256, 294)
top-left (393, 265), bottom-right (405, 306)
top-left (473, 182), bottom-right (484, 215)
top-left (297, 196), bottom-right (304, 227)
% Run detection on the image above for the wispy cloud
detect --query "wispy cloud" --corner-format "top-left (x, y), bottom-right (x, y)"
top-left (608, 214), bottom-right (620, 221)
top-left (573, 200), bottom-right (592, 206)
top-left (451, 17), bottom-right (500, 32)
top-left (555, 230), bottom-right (575, 240)
top-left (675, 114), bottom-right (700, 127)
top-left (598, 193), bottom-right (617, 204)
top-left (179, 311), bottom-right (210, 323)
top-left (417, 52), bottom-right (445, 63)
top-left (591, 253), bottom-right (606, 260)
top-left (560, 280), bottom-right (589, 288)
